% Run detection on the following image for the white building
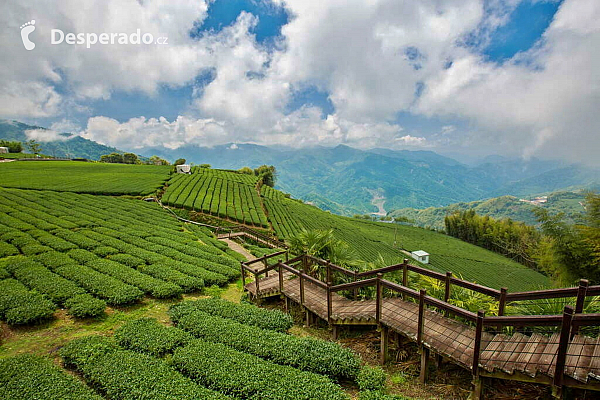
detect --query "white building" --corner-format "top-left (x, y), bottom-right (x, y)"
top-left (411, 250), bottom-right (430, 264)
top-left (0, 147), bottom-right (8, 154)
top-left (176, 164), bottom-right (191, 174)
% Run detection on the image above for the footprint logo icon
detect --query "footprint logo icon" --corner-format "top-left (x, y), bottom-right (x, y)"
top-left (20, 20), bottom-right (36, 51)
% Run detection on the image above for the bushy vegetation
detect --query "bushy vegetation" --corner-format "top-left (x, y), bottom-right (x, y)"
top-left (0, 278), bottom-right (55, 325)
top-left (0, 354), bottom-right (102, 400)
top-left (115, 318), bottom-right (192, 357)
top-left (357, 366), bottom-right (387, 391)
top-left (162, 167), bottom-right (269, 227)
top-left (173, 309), bottom-right (361, 379)
top-left (65, 294), bottom-right (106, 318)
top-left (169, 298), bottom-right (293, 332)
top-left (60, 336), bottom-right (230, 400)
top-left (172, 339), bottom-right (349, 400)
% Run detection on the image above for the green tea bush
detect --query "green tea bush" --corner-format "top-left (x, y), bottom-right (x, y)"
top-left (67, 248), bottom-right (100, 263)
top-left (172, 339), bottom-right (348, 400)
top-left (92, 246), bottom-right (119, 257)
top-left (159, 261), bottom-right (227, 286)
top-left (20, 243), bottom-right (53, 255)
top-left (138, 264), bottom-right (204, 292)
top-left (60, 336), bottom-right (229, 400)
top-left (0, 354), bottom-right (102, 400)
top-left (359, 391), bottom-right (410, 400)
top-left (0, 279), bottom-right (56, 325)
top-left (35, 234), bottom-right (77, 251)
top-left (65, 294), bottom-right (106, 318)
top-left (86, 259), bottom-right (183, 298)
top-left (115, 318), bottom-right (193, 356)
top-left (55, 264), bottom-right (143, 305)
top-left (0, 241), bottom-right (19, 257)
top-left (108, 253), bottom-right (144, 267)
top-left (6, 258), bottom-right (86, 304)
top-left (169, 298), bottom-right (293, 332)
top-left (33, 251), bottom-right (78, 270)
top-left (173, 310), bottom-right (360, 379)
top-left (357, 366), bottom-right (386, 391)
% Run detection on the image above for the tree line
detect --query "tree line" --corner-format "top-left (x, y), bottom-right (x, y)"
top-left (445, 192), bottom-right (600, 285)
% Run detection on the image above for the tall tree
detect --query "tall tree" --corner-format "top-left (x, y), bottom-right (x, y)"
top-left (26, 139), bottom-right (41, 154)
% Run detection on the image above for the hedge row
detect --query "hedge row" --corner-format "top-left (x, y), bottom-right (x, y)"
top-left (65, 294), bottom-right (107, 318)
top-left (0, 241), bottom-right (19, 257)
top-left (86, 259), bottom-right (183, 299)
top-left (160, 261), bottom-right (228, 286)
top-left (55, 264), bottom-right (143, 305)
top-left (6, 258), bottom-right (86, 305)
top-left (173, 339), bottom-right (348, 400)
top-left (33, 251), bottom-right (78, 270)
top-left (0, 354), bottom-right (102, 400)
top-left (174, 310), bottom-right (360, 380)
top-left (115, 318), bottom-right (193, 357)
top-left (169, 298), bottom-right (293, 332)
top-left (137, 264), bottom-right (204, 292)
top-left (60, 336), bottom-right (230, 400)
top-left (0, 279), bottom-right (56, 325)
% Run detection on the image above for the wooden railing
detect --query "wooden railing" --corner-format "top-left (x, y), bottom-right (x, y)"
top-left (217, 225), bottom-right (288, 249)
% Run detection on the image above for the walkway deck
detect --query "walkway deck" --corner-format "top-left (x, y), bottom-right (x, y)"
top-left (247, 273), bottom-right (600, 391)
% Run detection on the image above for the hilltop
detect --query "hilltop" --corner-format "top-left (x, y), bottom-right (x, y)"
top-left (389, 190), bottom-right (588, 230)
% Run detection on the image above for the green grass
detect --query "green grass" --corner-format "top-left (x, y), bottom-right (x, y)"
top-left (0, 161), bottom-right (171, 195)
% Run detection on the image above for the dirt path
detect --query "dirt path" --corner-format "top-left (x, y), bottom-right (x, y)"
top-left (220, 238), bottom-right (256, 261)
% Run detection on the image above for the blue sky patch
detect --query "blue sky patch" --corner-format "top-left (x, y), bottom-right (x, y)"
top-left (192, 0), bottom-right (289, 46)
top-left (483, 0), bottom-right (562, 62)
top-left (287, 86), bottom-right (335, 117)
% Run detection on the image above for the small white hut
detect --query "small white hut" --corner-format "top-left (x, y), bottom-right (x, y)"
top-left (411, 250), bottom-right (429, 264)
top-left (0, 147), bottom-right (8, 154)
top-left (176, 164), bottom-right (191, 174)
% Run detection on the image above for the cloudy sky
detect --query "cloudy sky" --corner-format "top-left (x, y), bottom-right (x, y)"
top-left (1, 0), bottom-right (598, 164)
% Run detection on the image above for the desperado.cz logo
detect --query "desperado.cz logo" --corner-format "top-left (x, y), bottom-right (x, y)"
top-left (20, 20), bottom-right (168, 50)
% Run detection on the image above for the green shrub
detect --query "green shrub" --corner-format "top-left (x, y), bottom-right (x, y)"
top-left (172, 339), bottom-right (348, 400)
top-left (109, 253), bottom-right (144, 267)
top-left (92, 246), bottom-right (119, 257)
top-left (20, 243), bottom-right (53, 255)
top-left (157, 261), bottom-right (227, 286)
top-left (35, 234), bottom-right (78, 251)
top-left (169, 298), bottom-right (293, 332)
top-left (65, 294), bottom-right (106, 318)
top-left (33, 251), bottom-right (78, 270)
top-left (359, 391), bottom-right (411, 400)
top-left (357, 366), bottom-right (386, 392)
top-left (0, 279), bottom-right (56, 325)
top-left (60, 336), bottom-right (230, 400)
top-left (0, 354), bottom-right (102, 400)
top-left (138, 264), bottom-right (204, 292)
top-left (0, 241), bottom-right (19, 257)
top-left (86, 259), bottom-right (183, 299)
top-left (67, 248), bottom-right (100, 263)
top-left (173, 310), bottom-right (360, 380)
top-left (115, 318), bottom-right (192, 356)
top-left (55, 264), bottom-right (143, 305)
top-left (6, 258), bottom-right (86, 305)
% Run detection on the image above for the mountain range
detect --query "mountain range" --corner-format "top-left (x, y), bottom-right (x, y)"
top-left (2, 119), bottom-right (599, 215)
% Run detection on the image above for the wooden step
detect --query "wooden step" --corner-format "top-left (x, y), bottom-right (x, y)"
top-left (480, 334), bottom-right (509, 372)
top-left (539, 333), bottom-right (560, 377)
top-left (586, 336), bottom-right (600, 382)
top-left (523, 334), bottom-right (549, 377)
top-left (565, 335), bottom-right (596, 383)
top-left (499, 332), bottom-right (530, 374)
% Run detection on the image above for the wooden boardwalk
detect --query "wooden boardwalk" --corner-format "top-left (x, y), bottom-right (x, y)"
top-left (246, 272), bottom-right (600, 395)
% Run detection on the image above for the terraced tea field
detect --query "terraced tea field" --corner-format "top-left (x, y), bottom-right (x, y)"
top-left (0, 161), bottom-right (171, 195)
top-left (162, 167), bottom-right (269, 227)
top-left (0, 187), bottom-right (242, 325)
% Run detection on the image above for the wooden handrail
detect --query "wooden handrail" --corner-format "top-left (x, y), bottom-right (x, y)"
top-left (482, 314), bottom-right (563, 327)
top-left (424, 295), bottom-right (478, 322)
top-left (243, 250), bottom-right (288, 266)
top-left (330, 277), bottom-right (378, 292)
top-left (381, 280), bottom-right (420, 299)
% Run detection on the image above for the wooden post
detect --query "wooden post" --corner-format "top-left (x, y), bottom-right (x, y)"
top-left (444, 271), bottom-right (452, 303)
top-left (326, 263), bottom-right (332, 285)
top-left (278, 260), bottom-right (284, 293)
top-left (498, 287), bottom-right (508, 316)
top-left (417, 289), bottom-right (426, 346)
top-left (332, 325), bottom-right (339, 340)
top-left (420, 346), bottom-right (430, 384)
top-left (402, 259), bottom-right (409, 287)
top-left (240, 262), bottom-right (246, 289)
top-left (285, 251), bottom-right (289, 262)
top-left (573, 279), bottom-right (589, 336)
top-left (473, 310), bottom-right (485, 374)
top-left (376, 273), bottom-right (382, 323)
top-left (299, 272), bottom-right (305, 306)
top-left (263, 258), bottom-right (268, 277)
top-left (554, 306), bottom-right (574, 389)
top-left (254, 272), bottom-right (260, 296)
top-left (471, 310), bottom-right (485, 400)
top-left (380, 325), bottom-right (389, 365)
top-left (353, 273), bottom-right (358, 300)
top-left (327, 281), bottom-right (333, 323)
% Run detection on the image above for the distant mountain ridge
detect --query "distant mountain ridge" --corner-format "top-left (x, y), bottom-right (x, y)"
top-left (0, 120), bottom-right (123, 160)
top-left (2, 120), bottom-right (598, 214)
